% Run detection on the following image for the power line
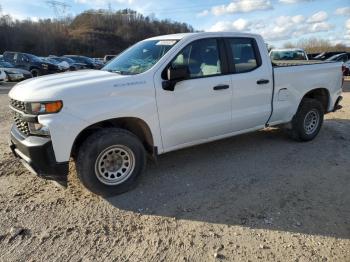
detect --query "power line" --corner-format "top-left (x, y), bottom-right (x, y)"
top-left (100, 0), bottom-right (273, 16)
top-left (46, 0), bottom-right (71, 18)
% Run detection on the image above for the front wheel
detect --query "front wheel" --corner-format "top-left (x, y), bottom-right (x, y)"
top-left (30, 68), bottom-right (41, 77)
top-left (288, 98), bottom-right (324, 141)
top-left (76, 128), bottom-right (146, 196)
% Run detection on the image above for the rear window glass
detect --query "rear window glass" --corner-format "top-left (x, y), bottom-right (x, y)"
top-left (227, 38), bottom-right (260, 73)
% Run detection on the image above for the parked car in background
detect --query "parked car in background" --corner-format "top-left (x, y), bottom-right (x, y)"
top-left (314, 52), bottom-right (344, 60)
top-left (93, 58), bottom-right (105, 64)
top-left (42, 57), bottom-right (70, 71)
top-left (0, 69), bottom-right (6, 83)
top-left (343, 61), bottom-right (350, 76)
top-left (63, 55), bottom-right (103, 69)
top-left (0, 61), bottom-right (32, 81)
top-left (326, 53), bottom-right (350, 63)
top-left (3, 52), bottom-right (63, 77)
top-left (270, 48), bottom-right (308, 60)
top-left (48, 56), bottom-right (88, 71)
top-left (103, 55), bottom-right (116, 63)
top-left (0, 55), bottom-right (4, 62)
top-left (307, 53), bottom-right (320, 60)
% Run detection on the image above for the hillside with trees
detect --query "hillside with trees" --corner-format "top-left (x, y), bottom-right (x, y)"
top-left (0, 9), bottom-right (194, 57)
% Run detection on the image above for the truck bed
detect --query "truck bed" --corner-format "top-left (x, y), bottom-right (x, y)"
top-left (269, 60), bottom-right (343, 126)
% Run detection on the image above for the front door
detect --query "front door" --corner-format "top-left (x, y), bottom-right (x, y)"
top-left (155, 38), bottom-right (233, 150)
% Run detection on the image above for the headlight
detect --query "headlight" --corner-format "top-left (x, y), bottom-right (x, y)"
top-left (28, 122), bottom-right (50, 136)
top-left (27, 101), bottom-right (63, 115)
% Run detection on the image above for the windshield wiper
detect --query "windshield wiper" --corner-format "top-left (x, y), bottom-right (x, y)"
top-left (107, 70), bottom-right (133, 75)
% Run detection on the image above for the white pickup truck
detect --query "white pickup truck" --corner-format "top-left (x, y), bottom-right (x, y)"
top-left (9, 32), bottom-right (343, 196)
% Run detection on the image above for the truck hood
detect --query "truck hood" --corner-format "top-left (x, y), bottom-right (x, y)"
top-left (9, 70), bottom-right (127, 101)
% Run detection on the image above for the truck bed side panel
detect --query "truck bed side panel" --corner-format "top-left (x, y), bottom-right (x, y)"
top-left (269, 62), bottom-right (343, 125)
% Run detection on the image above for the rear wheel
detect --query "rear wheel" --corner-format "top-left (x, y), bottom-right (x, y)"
top-left (76, 128), bottom-right (146, 196)
top-left (30, 68), bottom-right (41, 77)
top-left (288, 98), bottom-right (324, 141)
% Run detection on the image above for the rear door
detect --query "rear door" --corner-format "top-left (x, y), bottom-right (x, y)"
top-left (155, 38), bottom-right (233, 150)
top-left (225, 37), bottom-right (273, 131)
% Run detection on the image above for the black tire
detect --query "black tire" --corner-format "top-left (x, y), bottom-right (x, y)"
top-left (288, 98), bottom-right (324, 141)
top-left (76, 128), bottom-right (146, 196)
top-left (30, 68), bottom-right (41, 77)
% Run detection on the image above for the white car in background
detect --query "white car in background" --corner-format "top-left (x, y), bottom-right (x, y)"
top-left (0, 69), bottom-right (7, 83)
top-left (270, 48), bottom-right (309, 61)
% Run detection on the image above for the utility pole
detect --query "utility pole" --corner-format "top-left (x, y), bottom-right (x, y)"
top-left (46, 0), bottom-right (71, 19)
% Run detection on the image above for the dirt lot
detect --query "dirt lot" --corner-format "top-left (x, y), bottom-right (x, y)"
top-left (0, 81), bottom-right (349, 262)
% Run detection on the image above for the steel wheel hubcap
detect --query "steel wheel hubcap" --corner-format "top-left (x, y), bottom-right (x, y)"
top-left (303, 110), bottom-right (319, 135)
top-left (94, 145), bottom-right (135, 185)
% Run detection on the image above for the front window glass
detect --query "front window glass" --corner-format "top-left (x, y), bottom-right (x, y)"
top-left (103, 40), bottom-right (178, 75)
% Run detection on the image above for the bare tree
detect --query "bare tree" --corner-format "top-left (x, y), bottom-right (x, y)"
top-left (283, 37), bottom-right (350, 53)
top-left (0, 9), bottom-right (194, 57)
top-left (283, 42), bottom-right (295, 48)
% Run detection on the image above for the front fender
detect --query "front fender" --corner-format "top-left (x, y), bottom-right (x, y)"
top-left (39, 95), bottom-right (162, 162)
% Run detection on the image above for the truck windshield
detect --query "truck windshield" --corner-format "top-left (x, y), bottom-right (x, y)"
top-left (270, 50), bottom-right (307, 60)
top-left (103, 40), bottom-right (178, 75)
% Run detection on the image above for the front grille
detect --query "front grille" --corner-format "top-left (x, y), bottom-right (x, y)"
top-left (10, 99), bottom-right (26, 112)
top-left (14, 112), bottom-right (30, 136)
top-left (10, 99), bottom-right (30, 136)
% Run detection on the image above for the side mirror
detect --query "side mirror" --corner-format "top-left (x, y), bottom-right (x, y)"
top-left (162, 65), bottom-right (190, 91)
top-left (167, 65), bottom-right (190, 81)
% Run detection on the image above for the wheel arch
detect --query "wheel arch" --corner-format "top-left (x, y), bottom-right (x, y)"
top-left (71, 117), bottom-right (156, 159)
top-left (29, 66), bottom-right (40, 71)
top-left (300, 88), bottom-right (330, 113)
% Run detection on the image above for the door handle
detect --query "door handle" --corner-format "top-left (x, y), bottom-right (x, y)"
top-left (257, 79), bottom-right (269, 85)
top-left (213, 85), bottom-right (229, 90)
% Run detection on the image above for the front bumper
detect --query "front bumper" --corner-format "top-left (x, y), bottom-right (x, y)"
top-left (9, 124), bottom-right (68, 183)
top-left (7, 73), bottom-right (25, 82)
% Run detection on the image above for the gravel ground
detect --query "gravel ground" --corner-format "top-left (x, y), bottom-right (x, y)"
top-left (0, 81), bottom-right (349, 262)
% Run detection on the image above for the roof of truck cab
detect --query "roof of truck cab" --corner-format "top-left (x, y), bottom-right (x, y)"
top-left (147, 32), bottom-right (261, 41)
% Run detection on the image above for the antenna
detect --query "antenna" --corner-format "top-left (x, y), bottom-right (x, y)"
top-left (46, 0), bottom-right (71, 18)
